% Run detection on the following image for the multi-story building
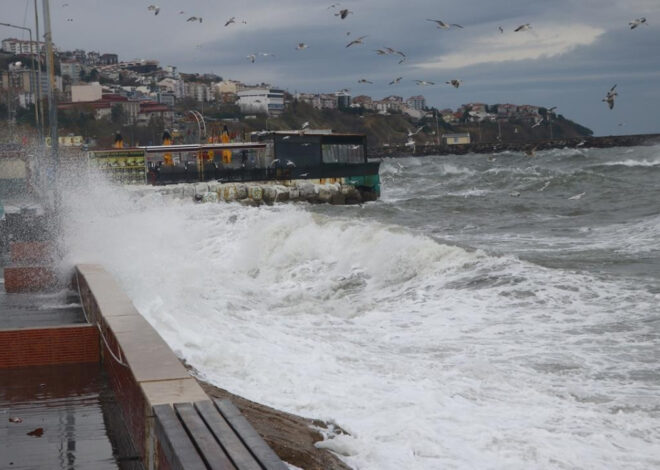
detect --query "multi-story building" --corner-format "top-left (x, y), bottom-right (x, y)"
top-left (375, 95), bottom-right (404, 113)
top-left (1, 38), bottom-right (46, 55)
top-left (236, 88), bottom-right (284, 115)
top-left (335, 91), bottom-right (351, 109)
top-left (497, 103), bottom-right (518, 117)
top-left (71, 82), bottom-right (103, 102)
top-left (61, 60), bottom-right (83, 84)
top-left (406, 95), bottom-right (426, 110)
top-left (351, 95), bottom-right (374, 110)
top-left (185, 82), bottom-right (214, 102)
top-left (99, 53), bottom-right (119, 65)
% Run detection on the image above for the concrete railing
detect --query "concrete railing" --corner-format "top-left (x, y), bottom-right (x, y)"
top-left (75, 264), bottom-right (207, 470)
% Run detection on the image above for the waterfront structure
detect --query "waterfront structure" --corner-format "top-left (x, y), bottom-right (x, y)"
top-left (443, 132), bottom-right (471, 145)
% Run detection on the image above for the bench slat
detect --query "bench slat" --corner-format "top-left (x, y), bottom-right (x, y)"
top-left (154, 403), bottom-right (207, 470)
top-left (195, 401), bottom-right (263, 470)
top-left (175, 402), bottom-right (236, 470)
top-left (214, 399), bottom-right (289, 470)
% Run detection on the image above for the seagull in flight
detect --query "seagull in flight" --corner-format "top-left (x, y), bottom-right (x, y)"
top-left (568, 192), bottom-right (586, 200)
top-left (629, 17), bottom-right (647, 29)
top-left (426, 19), bottom-right (463, 29)
top-left (246, 54), bottom-right (256, 63)
top-left (301, 121), bottom-right (310, 129)
top-left (407, 126), bottom-right (423, 137)
top-left (498, 26), bottom-right (504, 33)
top-left (147, 5), bottom-right (160, 15)
top-left (225, 17), bottom-right (236, 26)
top-left (346, 35), bottom-right (367, 47)
top-left (296, 42), bottom-right (309, 50)
top-left (531, 119), bottom-right (542, 128)
top-left (446, 79), bottom-right (462, 88)
top-left (602, 84), bottom-right (617, 109)
top-left (415, 80), bottom-right (435, 86)
top-left (389, 76), bottom-right (403, 85)
top-left (514, 23), bottom-right (531, 32)
top-left (358, 78), bottom-right (373, 84)
top-left (335, 9), bottom-right (353, 19)
top-left (187, 16), bottom-right (202, 23)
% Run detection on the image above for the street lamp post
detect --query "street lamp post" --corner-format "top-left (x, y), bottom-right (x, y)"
top-left (0, 22), bottom-right (39, 134)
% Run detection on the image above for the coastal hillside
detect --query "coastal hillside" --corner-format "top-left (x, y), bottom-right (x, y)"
top-left (234, 101), bottom-right (593, 149)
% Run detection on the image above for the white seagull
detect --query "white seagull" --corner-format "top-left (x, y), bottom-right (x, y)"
top-left (225, 17), bottom-right (236, 26)
top-left (346, 35), bottom-right (367, 47)
top-left (446, 79), bottom-right (462, 88)
top-left (514, 23), bottom-right (531, 32)
top-left (147, 4), bottom-right (160, 15)
top-left (407, 126), bottom-right (423, 137)
top-left (358, 78), bottom-right (373, 84)
top-left (296, 43), bottom-right (309, 50)
top-left (629, 17), bottom-right (647, 29)
top-left (389, 76), bottom-right (403, 85)
top-left (415, 80), bottom-right (435, 86)
top-left (246, 54), bottom-right (256, 63)
top-left (426, 19), bottom-right (463, 29)
top-left (187, 16), bottom-right (202, 23)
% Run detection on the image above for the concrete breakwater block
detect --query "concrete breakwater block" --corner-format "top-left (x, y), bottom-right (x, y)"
top-left (145, 180), bottom-right (368, 205)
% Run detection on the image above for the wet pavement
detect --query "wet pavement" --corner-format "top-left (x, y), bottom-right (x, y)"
top-left (0, 286), bottom-right (86, 329)
top-left (0, 362), bottom-right (144, 469)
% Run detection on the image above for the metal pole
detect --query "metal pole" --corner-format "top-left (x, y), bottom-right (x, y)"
top-left (42, 0), bottom-right (58, 169)
top-left (34, 0), bottom-right (44, 142)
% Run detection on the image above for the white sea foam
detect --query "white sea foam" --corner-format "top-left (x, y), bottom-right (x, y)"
top-left (599, 158), bottom-right (660, 167)
top-left (57, 176), bottom-right (660, 470)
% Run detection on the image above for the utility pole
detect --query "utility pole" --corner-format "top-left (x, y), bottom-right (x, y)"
top-left (42, 0), bottom-right (58, 176)
top-left (34, 0), bottom-right (44, 142)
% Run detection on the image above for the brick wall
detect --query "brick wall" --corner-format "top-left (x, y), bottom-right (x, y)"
top-left (0, 325), bottom-right (99, 368)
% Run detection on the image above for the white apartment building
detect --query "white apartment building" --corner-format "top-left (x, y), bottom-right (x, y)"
top-left (185, 82), bottom-right (214, 102)
top-left (1, 38), bottom-right (46, 55)
top-left (61, 61), bottom-right (82, 84)
top-left (236, 88), bottom-right (284, 115)
top-left (71, 82), bottom-right (103, 102)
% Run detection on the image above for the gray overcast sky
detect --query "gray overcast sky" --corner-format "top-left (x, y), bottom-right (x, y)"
top-left (3, 0), bottom-right (660, 136)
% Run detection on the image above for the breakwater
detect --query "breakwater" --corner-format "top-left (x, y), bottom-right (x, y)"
top-left (369, 133), bottom-right (660, 158)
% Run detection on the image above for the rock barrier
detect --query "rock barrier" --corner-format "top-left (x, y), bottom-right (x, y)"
top-left (133, 180), bottom-right (373, 205)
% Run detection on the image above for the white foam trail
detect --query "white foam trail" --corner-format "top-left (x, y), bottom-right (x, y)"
top-left (56, 178), bottom-right (660, 470)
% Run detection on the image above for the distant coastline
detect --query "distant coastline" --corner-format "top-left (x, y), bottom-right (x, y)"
top-left (370, 133), bottom-right (660, 158)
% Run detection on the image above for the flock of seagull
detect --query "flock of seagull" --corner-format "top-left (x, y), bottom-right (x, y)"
top-left (134, 3), bottom-right (650, 114)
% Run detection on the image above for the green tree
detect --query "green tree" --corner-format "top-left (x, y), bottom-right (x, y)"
top-left (111, 104), bottom-right (125, 125)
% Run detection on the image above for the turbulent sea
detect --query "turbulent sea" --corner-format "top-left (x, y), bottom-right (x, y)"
top-left (61, 145), bottom-right (660, 469)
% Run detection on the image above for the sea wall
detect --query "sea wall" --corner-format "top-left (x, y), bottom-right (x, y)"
top-left (370, 133), bottom-right (660, 158)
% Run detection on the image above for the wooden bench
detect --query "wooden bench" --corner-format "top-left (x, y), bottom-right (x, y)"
top-left (154, 398), bottom-right (288, 470)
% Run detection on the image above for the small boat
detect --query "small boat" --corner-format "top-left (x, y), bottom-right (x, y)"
top-left (87, 131), bottom-right (380, 201)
